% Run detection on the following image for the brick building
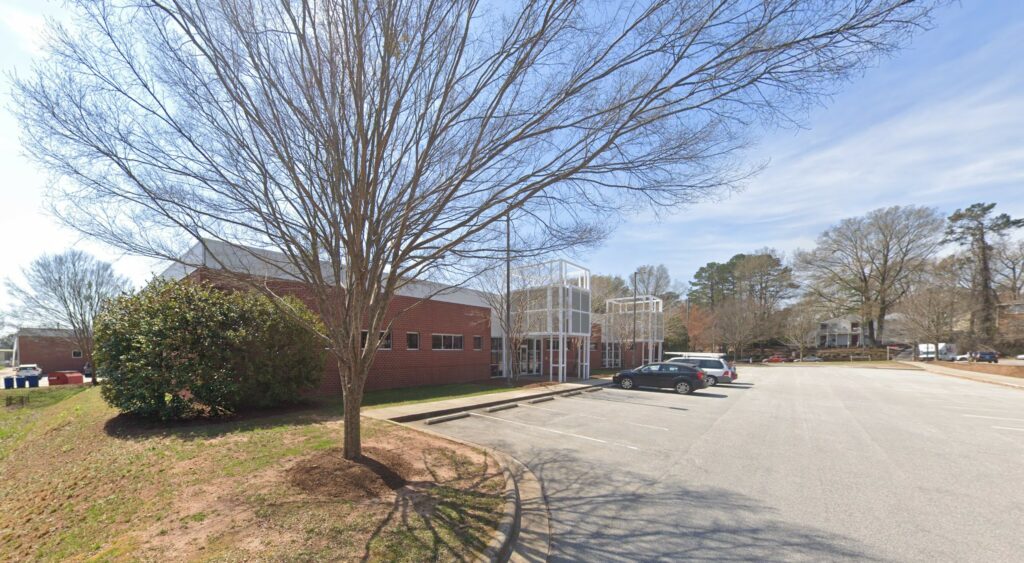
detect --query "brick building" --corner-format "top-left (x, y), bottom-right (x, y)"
top-left (12, 328), bottom-right (87, 374)
top-left (162, 240), bottom-right (662, 393)
top-left (164, 240), bottom-right (501, 393)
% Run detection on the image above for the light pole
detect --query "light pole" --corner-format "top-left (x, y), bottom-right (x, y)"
top-left (504, 213), bottom-right (511, 382)
top-left (632, 271), bottom-right (637, 367)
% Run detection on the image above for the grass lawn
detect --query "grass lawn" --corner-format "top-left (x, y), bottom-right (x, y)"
top-left (0, 387), bottom-right (504, 561)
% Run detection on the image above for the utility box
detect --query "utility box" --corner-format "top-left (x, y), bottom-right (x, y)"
top-left (48, 372), bottom-right (85, 386)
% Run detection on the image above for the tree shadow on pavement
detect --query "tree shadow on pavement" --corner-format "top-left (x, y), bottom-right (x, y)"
top-left (505, 447), bottom-right (883, 563)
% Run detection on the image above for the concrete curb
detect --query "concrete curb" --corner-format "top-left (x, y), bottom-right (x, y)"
top-left (384, 382), bottom-right (611, 423)
top-left (400, 421), bottom-right (551, 562)
top-left (425, 412), bottom-right (471, 425)
top-left (486, 403), bottom-right (519, 413)
top-left (905, 361), bottom-right (1024, 391)
top-left (526, 396), bottom-right (555, 404)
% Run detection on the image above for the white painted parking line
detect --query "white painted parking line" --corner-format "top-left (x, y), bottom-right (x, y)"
top-left (963, 414), bottom-right (1024, 422)
top-left (469, 412), bottom-right (639, 450)
top-left (518, 402), bottom-right (669, 431)
top-left (992, 426), bottom-right (1024, 432)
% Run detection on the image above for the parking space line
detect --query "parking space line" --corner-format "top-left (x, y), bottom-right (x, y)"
top-left (518, 402), bottom-right (668, 431)
top-left (992, 426), bottom-right (1024, 432)
top-left (469, 412), bottom-right (639, 450)
top-left (963, 414), bottom-right (1024, 422)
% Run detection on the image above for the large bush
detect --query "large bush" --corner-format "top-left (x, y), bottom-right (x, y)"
top-left (95, 279), bottom-right (326, 420)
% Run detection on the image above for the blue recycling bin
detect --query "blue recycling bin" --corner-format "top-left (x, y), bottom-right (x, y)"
top-left (2, 377), bottom-right (12, 390)
top-left (25, 375), bottom-right (40, 388)
top-left (15, 377), bottom-right (26, 389)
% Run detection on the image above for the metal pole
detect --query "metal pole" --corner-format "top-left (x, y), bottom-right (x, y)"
top-left (632, 271), bottom-right (637, 367)
top-left (505, 213), bottom-right (511, 381)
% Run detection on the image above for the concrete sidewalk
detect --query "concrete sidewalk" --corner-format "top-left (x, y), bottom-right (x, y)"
top-left (364, 378), bottom-right (610, 422)
top-left (903, 361), bottom-right (1024, 390)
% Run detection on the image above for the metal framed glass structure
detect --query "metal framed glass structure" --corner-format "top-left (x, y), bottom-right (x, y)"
top-left (604, 296), bottom-right (665, 367)
top-left (512, 260), bottom-right (592, 382)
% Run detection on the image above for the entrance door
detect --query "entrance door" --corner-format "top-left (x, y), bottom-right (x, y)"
top-left (519, 340), bottom-right (541, 375)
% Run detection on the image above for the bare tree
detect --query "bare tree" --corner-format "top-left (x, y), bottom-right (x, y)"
top-left (779, 300), bottom-right (825, 360)
top-left (590, 275), bottom-right (629, 315)
top-left (898, 258), bottom-right (969, 360)
top-left (16, 0), bottom-right (935, 459)
top-left (5, 251), bottom-right (131, 383)
top-left (716, 297), bottom-right (757, 362)
top-left (994, 238), bottom-right (1024, 302)
top-left (797, 205), bottom-right (944, 345)
top-left (630, 265), bottom-right (672, 299)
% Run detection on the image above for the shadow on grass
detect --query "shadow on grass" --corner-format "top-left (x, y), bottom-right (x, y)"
top-left (103, 398), bottom-right (344, 441)
top-left (359, 449), bottom-right (505, 562)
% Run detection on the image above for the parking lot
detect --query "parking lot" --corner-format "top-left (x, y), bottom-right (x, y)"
top-left (415, 365), bottom-right (1024, 562)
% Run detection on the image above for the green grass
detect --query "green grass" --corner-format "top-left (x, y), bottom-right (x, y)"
top-left (0, 387), bottom-right (503, 561)
top-left (0, 386), bottom-right (89, 460)
top-left (362, 381), bottom-right (520, 409)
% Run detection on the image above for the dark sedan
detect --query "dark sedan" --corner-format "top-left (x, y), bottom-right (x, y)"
top-left (612, 362), bottom-right (707, 394)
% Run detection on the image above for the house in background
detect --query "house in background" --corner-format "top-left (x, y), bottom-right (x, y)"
top-left (12, 328), bottom-right (87, 373)
top-left (1, 348), bottom-right (12, 367)
top-left (997, 302), bottom-right (1024, 340)
top-left (816, 315), bottom-right (863, 348)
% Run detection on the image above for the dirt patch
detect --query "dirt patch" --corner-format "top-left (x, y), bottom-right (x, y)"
top-left (937, 362), bottom-right (1024, 379)
top-left (289, 446), bottom-right (412, 500)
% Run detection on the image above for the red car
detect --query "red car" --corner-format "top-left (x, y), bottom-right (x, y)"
top-left (762, 355), bottom-right (788, 364)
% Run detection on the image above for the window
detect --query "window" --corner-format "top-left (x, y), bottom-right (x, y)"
top-left (432, 333), bottom-right (463, 350)
top-left (406, 332), bottom-right (420, 350)
top-left (491, 337), bottom-right (503, 350)
top-left (590, 341), bottom-right (598, 351)
top-left (473, 336), bottom-right (483, 350)
top-left (72, 350), bottom-right (83, 358)
top-left (361, 330), bottom-right (392, 350)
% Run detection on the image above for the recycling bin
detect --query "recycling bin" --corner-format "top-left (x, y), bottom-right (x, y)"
top-left (2, 377), bottom-right (12, 390)
top-left (25, 375), bottom-right (40, 388)
top-left (15, 377), bottom-right (26, 389)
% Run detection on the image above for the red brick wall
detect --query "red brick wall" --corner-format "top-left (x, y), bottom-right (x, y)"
top-left (16, 336), bottom-right (87, 374)
top-left (191, 270), bottom-right (493, 394)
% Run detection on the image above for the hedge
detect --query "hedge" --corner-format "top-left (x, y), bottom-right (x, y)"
top-left (95, 279), bottom-right (326, 420)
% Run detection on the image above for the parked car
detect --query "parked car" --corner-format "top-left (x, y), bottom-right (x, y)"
top-left (613, 363), bottom-right (706, 394)
top-left (954, 354), bottom-right (971, 362)
top-left (976, 351), bottom-right (998, 364)
top-left (795, 356), bottom-right (823, 362)
top-left (667, 357), bottom-right (737, 386)
top-left (15, 364), bottom-right (42, 377)
top-left (1017, 354), bottom-right (1024, 361)
top-left (762, 355), bottom-right (788, 364)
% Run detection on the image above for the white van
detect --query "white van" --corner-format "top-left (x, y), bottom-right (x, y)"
top-left (665, 353), bottom-right (737, 386)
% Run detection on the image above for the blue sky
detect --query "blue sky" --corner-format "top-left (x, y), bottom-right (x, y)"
top-left (0, 1), bottom-right (1022, 310)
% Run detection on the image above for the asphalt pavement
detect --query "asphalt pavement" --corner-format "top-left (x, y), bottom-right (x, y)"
top-left (414, 365), bottom-right (1024, 562)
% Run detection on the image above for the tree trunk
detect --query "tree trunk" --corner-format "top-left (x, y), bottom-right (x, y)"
top-left (876, 306), bottom-right (888, 345)
top-left (341, 361), bottom-right (365, 460)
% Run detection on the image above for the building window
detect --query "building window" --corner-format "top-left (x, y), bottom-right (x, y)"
top-left (432, 333), bottom-right (463, 350)
top-left (590, 341), bottom-right (598, 351)
top-left (72, 350), bottom-right (83, 358)
top-left (361, 330), bottom-right (392, 350)
top-left (406, 332), bottom-right (419, 350)
top-left (473, 336), bottom-right (483, 350)
top-left (491, 337), bottom-right (503, 350)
